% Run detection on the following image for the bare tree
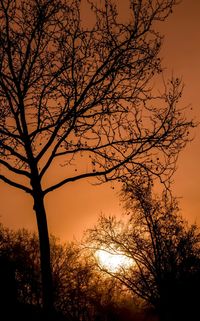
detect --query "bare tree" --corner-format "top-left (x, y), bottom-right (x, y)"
top-left (86, 185), bottom-right (200, 320)
top-left (0, 0), bottom-right (194, 313)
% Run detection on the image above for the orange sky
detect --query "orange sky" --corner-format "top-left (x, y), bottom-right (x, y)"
top-left (0, 0), bottom-right (200, 242)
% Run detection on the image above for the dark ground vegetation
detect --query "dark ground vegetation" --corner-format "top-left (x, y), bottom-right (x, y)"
top-left (0, 186), bottom-right (200, 321)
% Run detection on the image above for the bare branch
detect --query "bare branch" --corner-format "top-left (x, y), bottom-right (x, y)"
top-left (0, 158), bottom-right (30, 178)
top-left (0, 173), bottom-right (32, 194)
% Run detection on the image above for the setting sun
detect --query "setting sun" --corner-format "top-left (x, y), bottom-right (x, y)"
top-left (95, 249), bottom-right (134, 272)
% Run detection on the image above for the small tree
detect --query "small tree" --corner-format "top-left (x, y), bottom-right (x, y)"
top-left (0, 0), bottom-right (194, 313)
top-left (86, 185), bottom-right (200, 320)
top-left (0, 225), bottom-right (42, 306)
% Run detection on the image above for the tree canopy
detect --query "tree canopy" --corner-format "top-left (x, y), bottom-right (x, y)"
top-left (0, 0), bottom-right (194, 192)
top-left (0, 0), bottom-right (195, 314)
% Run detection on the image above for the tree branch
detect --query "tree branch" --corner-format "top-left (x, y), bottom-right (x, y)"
top-left (0, 159), bottom-right (30, 178)
top-left (0, 174), bottom-right (32, 194)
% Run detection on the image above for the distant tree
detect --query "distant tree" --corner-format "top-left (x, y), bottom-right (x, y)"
top-left (50, 238), bottom-right (131, 321)
top-left (0, 0), bottom-right (194, 313)
top-left (0, 225), bottom-right (42, 306)
top-left (86, 184), bottom-right (200, 320)
top-left (0, 224), bottom-right (138, 321)
top-left (51, 240), bottom-right (98, 320)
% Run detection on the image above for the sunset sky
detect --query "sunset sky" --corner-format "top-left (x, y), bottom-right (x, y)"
top-left (0, 0), bottom-right (200, 242)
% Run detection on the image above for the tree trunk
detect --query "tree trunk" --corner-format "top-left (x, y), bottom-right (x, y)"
top-left (33, 190), bottom-right (54, 317)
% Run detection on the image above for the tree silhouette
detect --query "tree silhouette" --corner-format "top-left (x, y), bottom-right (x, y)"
top-left (86, 184), bottom-right (200, 320)
top-left (0, 224), bottom-right (138, 321)
top-left (0, 0), bottom-right (194, 313)
top-left (0, 225), bottom-right (42, 306)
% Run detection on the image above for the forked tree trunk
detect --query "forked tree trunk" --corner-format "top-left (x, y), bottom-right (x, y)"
top-left (32, 189), bottom-right (54, 316)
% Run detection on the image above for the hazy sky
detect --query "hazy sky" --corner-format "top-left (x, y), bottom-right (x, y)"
top-left (0, 0), bottom-right (200, 242)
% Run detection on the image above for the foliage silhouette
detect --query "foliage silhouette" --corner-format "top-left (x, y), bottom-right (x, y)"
top-left (0, 0), bottom-right (195, 312)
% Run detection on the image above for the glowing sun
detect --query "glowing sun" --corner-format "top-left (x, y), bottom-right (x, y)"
top-left (95, 248), bottom-right (134, 272)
